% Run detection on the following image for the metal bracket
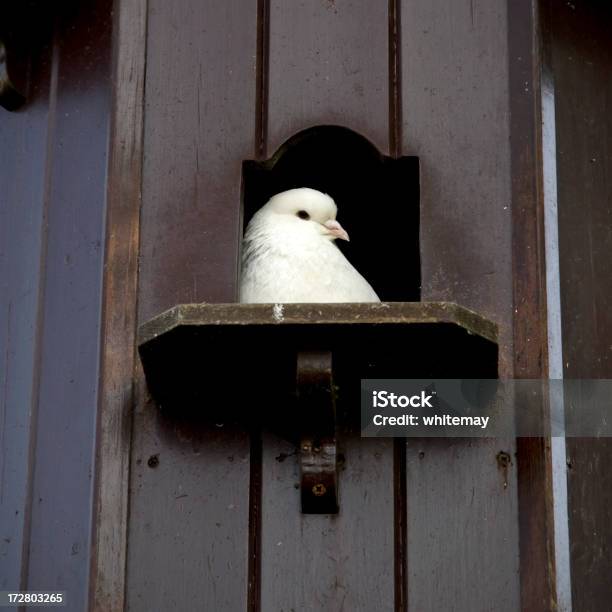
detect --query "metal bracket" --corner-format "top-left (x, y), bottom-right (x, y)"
top-left (0, 39), bottom-right (25, 111)
top-left (297, 350), bottom-right (338, 514)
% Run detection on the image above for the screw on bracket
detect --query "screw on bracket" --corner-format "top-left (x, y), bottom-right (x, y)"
top-left (496, 450), bottom-right (512, 489)
top-left (312, 483), bottom-right (327, 496)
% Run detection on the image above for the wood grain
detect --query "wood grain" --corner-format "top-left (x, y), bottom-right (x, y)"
top-left (261, 3), bottom-right (396, 610)
top-left (260, 432), bottom-right (395, 612)
top-left (89, 0), bottom-right (147, 610)
top-left (401, 0), bottom-right (520, 609)
top-left (550, 1), bottom-right (612, 609)
top-left (127, 417), bottom-right (251, 611)
top-left (509, 0), bottom-right (557, 608)
top-left (267, 0), bottom-right (389, 156)
top-left (137, 0), bottom-right (259, 316)
top-left (139, 302), bottom-right (498, 345)
top-left (126, 1), bottom-right (258, 609)
top-left (406, 439), bottom-right (519, 611)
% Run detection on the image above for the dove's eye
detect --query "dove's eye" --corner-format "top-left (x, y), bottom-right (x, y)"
top-left (296, 210), bottom-right (310, 220)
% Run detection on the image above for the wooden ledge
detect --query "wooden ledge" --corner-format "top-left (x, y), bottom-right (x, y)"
top-left (138, 301), bottom-right (498, 345)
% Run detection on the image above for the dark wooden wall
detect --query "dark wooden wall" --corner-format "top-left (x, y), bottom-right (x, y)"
top-left (402, 1), bottom-right (523, 609)
top-left (548, 1), bottom-right (612, 610)
top-left (0, 1), bottom-right (113, 609)
top-left (6, 1), bottom-right (610, 611)
top-left (122, 1), bottom-right (533, 611)
top-left (262, 4), bottom-right (393, 611)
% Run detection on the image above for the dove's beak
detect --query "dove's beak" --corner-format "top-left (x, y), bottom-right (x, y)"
top-left (324, 219), bottom-right (350, 242)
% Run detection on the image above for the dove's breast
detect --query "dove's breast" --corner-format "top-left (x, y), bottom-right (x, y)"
top-left (240, 228), bottom-right (379, 304)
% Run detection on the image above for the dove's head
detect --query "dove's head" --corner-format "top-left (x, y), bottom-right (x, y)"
top-left (257, 187), bottom-right (350, 242)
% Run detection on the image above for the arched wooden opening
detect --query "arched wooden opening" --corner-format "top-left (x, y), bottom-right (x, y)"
top-left (242, 126), bottom-right (420, 301)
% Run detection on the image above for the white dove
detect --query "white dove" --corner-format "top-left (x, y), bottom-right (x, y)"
top-left (240, 188), bottom-right (380, 303)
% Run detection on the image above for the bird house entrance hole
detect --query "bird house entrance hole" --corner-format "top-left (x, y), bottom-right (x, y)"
top-left (242, 126), bottom-right (420, 301)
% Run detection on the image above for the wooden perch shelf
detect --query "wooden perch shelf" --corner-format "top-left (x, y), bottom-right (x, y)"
top-left (138, 302), bottom-right (498, 513)
top-left (138, 301), bottom-right (498, 435)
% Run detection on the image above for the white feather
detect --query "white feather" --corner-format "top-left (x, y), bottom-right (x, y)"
top-left (240, 188), bottom-right (380, 303)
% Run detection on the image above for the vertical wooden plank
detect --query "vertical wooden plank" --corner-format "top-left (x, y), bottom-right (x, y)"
top-left (402, 0), bottom-right (514, 326)
top-left (127, 419), bottom-right (251, 611)
top-left (551, 3), bottom-right (612, 377)
top-left (0, 35), bottom-right (51, 591)
top-left (262, 3), bottom-right (395, 610)
top-left (89, 0), bottom-right (147, 610)
top-left (405, 440), bottom-right (518, 611)
top-left (137, 1), bottom-right (258, 317)
top-left (24, 1), bottom-right (114, 607)
top-left (126, 2), bottom-right (257, 609)
top-left (403, 433), bottom-right (519, 612)
top-left (401, 1), bottom-right (520, 609)
top-left (267, 0), bottom-right (390, 156)
top-left (261, 433), bottom-right (394, 612)
top-left (508, 1), bottom-right (558, 609)
top-left (550, 2), bottom-right (612, 609)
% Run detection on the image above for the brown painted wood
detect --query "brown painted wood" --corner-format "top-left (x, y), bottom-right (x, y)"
top-left (261, 3), bottom-right (396, 610)
top-left (0, 22), bottom-right (52, 592)
top-left (139, 302), bottom-right (498, 343)
top-left (401, 1), bottom-right (520, 608)
top-left (261, 432), bottom-right (395, 612)
top-left (402, 0), bottom-right (514, 335)
top-left (549, 2), bottom-right (612, 609)
top-left (267, 0), bottom-right (390, 157)
top-left (127, 417), bottom-right (251, 611)
top-left (405, 440), bottom-right (519, 611)
top-left (0, 3), bottom-right (587, 609)
top-left (137, 2), bottom-right (258, 316)
top-left (89, 0), bottom-right (147, 610)
top-left (126, 1), bottom-right (258, 609)
top-left (508, 1), bottom-right (558, 609)
top-left (22, 2), bottom-right (114, 607)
